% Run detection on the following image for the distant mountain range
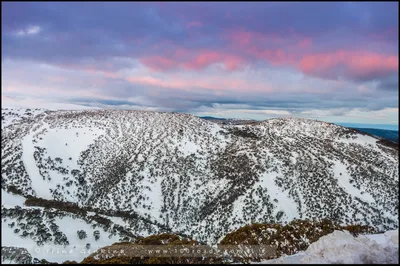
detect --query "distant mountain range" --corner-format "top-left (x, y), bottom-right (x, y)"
top-left (199, 116), bottom-right (228, 121)
top-left (349, 128), bottom-right (398, 143)
top-left (337, 122), bottom-right (398, 131)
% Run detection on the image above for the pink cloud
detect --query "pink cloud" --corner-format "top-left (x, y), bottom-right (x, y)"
top-left (62, 42), bottom-right (399, 83)
top-left (183, 51), bottom-right (223, 70)
top-left (229, 30), bottom-right (256, 46)
top-left (140, 50), bottom-right (245, 72)
top-left (140, 56), bottom-right (180, 71)
top-left (54, 62), bottom-right (122, 79)
top-left (138, 29), bottom-right (313, 73)
top-left (223, 55), bottom-right (242, 71)
top-left (299, 50), bottom-right (398, 80)
top-left (226, 29), bottom-right (283, 48)
top-left (237, 42), bottom-right (397, 80)
top-left (125, 74), bottom-right (273, 93)
top-left (246, 47), bottom-right (295, 66)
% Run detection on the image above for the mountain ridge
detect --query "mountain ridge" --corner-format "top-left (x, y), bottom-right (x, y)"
top-left (199, 115), bottom-right (399, 143)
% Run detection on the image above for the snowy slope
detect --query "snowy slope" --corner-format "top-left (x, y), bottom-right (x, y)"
top-left (1, 189), bottom-right (163, 263)
top-left (1, 108), bottom-right (46, 129)
top-left (1, 108), bottom-right (399, 260)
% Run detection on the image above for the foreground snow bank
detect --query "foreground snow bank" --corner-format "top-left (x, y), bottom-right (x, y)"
top-left (262, 229), bottom-right (398, 264)
top-left (301, 230), bottom-right (398, 264)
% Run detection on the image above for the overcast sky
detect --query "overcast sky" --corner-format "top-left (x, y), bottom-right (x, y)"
top-left (1, 2), bottom-right (398, 125)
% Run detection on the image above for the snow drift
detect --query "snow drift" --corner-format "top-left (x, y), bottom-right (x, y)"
top-left (263, 229), bottom-right (399, 264)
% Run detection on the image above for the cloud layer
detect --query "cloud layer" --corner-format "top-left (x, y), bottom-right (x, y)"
top-left (1, 2), bottom-right (398, 124)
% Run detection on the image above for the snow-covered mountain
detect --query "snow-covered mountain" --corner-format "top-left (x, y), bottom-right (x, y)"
top-left (1, 108), bottom-right (398, 263)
